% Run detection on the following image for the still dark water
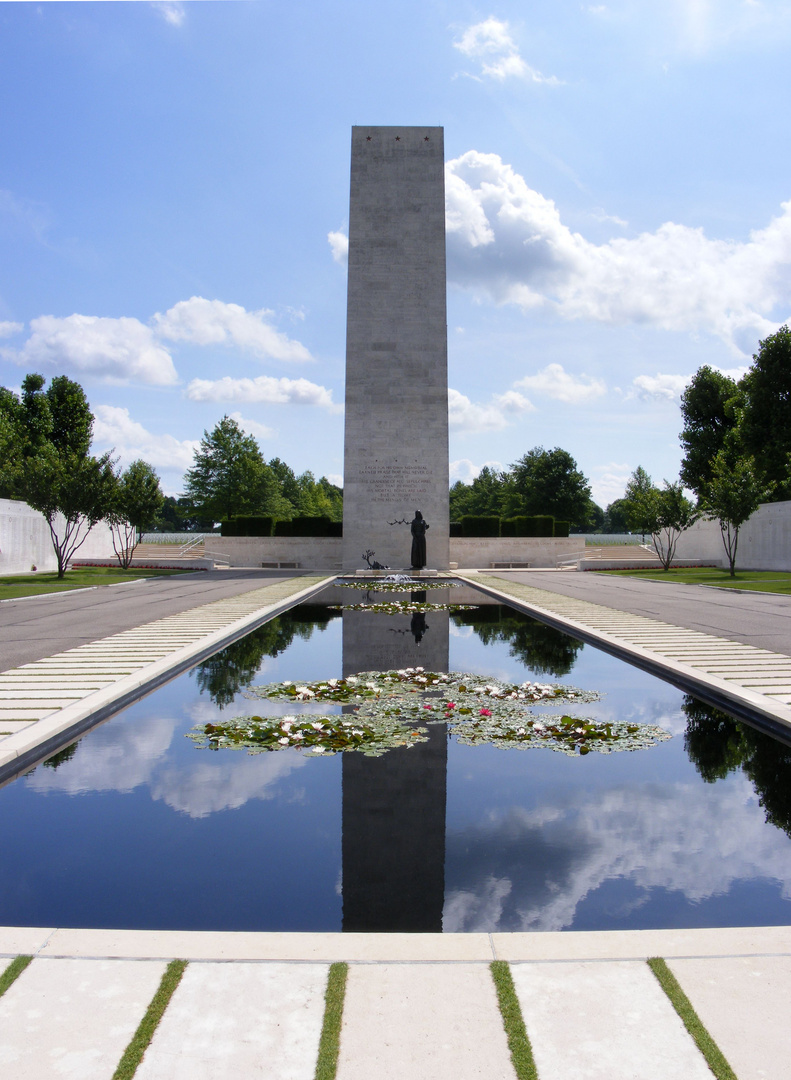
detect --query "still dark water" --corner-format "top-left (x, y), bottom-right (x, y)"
top-left (2, 583), bottom-right (791, 933)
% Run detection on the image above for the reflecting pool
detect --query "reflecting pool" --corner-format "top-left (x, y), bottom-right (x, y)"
top-left (2, 583), bottom-right (791, 933)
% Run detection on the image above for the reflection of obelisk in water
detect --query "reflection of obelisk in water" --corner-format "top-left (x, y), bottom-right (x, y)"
top-left (341, 605), bottom-right (448, 931)
top-left (341, 126), bottom-right (449, 571)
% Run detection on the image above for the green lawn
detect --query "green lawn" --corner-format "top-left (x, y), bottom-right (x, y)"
top-left (600, 566), bottom-right (791, 593)
top-left (0, 566), bottom-right (194, 600)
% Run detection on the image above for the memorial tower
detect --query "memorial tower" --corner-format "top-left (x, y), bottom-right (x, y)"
top-left (342, 126), bottom-right (450, 571)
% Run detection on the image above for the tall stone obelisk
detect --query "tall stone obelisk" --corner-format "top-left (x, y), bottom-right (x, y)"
top-left (342, 126), bottom-right (449, 571)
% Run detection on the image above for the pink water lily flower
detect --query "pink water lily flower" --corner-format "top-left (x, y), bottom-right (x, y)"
top-left (479, 708), bottom-right (492, 717)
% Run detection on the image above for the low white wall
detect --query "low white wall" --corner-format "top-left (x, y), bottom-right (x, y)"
top-left (210, 535), bottom-right (579, 570)
top-left (450, 536), bottom-right (579, 569)
top-left (0, 498), bottom-right (114, 575)
top-left (209, 537), bottom-right (343, 569)
top-left (673, 500), bottom-right (791, 571)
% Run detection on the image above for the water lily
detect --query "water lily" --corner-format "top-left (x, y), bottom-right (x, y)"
top-left (479, 708), bottom-right (492, 717)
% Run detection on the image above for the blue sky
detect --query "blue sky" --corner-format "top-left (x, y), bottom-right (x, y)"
top-left (2, 1), bottom-right (790, 506)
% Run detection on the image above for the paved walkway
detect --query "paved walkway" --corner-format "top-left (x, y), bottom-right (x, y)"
top-left (2, 926), bottom-right (790, 1078)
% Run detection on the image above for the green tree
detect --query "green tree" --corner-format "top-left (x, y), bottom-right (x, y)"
top-left (505, 447), bottom-right (592, 525)
top-left (107, 460), bottom-right (165, 569)
top-left (603, 498), bottom-right (631, 533)
top-left (700, 449), bottom-right (770, 576)
top-left (449, 466), bottom-right (505, 521)
top-left (1, 374), bottom-right (116, 577)
top-left (679, 366), bottom-right (742, 496)
top-left (646, 481), bottom-right (698, 570)
top-left (183, 416), bottom-right (279, 523)
top-left (622, 466), bottom-right (656, 538)
top-left (23, 445), bottom-right (117, 577)
top-left (739, 325), bottom-right (791, 499)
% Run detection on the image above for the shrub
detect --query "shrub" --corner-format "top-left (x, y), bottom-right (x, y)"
top-left (221, 516), bottom-right (274, 537)
top-left (449, 521), bottom-right (463, 537)
top-left (460, 515), bottom-right (501, 537)
top-left (553, 519), bottom-right (570, 537)
top-left (274, 516), bottom-right (341, 537)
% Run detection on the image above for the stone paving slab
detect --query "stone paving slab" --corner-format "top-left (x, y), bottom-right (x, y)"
top-left (0, 956), bottom-right (166, 1079)
top-left (3, 932), bottom-right (791, 1078)
top-left (135, 962), bottom-right (328, 1080)
top-left (337, 963), bottom-right (514, 1080)
top-left (30, 928), bottom-right (495, 962)
top-left (493, 924), bottom-right (791, 960)
top-left (668, 955), bottom-right (791, 1080)
top-left (510, 960), bottom-right (713, 1080)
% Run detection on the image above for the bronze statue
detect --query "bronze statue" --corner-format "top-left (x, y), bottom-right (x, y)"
top-left (410, 510), bottom-right (429, 569)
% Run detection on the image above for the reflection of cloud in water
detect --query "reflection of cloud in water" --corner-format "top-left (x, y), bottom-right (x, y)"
top-left (449, 624), bottom-right (475, 639)
top-left (444, 776), bottom-right (791, 932)
top-left (26, 708), bottom-right (307, 818)
top-left (27, 714), bottom-right (179, 795)
top-left (150, 752), bottom-right (306, 818)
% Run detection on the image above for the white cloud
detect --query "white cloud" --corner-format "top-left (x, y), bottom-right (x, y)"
top-left (448, 386), bottom-right (535, 433)
top-left (152, 2), bottom-right (185, 27)
top-left (590, 207), bottom-right (628, 227)
top-left (3, 314), bottom-right (178, 385)
top-left (153, 297), bottom-right (312, 362)
top-left (228, 412), bottom-right (275, 440)
top-left (92, 404), bottom-right (199, 470)
top-left (453, 18), bottom-right (561, 84)
top-left (450, 458), bottom-right (506, 484)
top-left (445, 150), bottom-right (791, 354)
top-left (515, 363), bottom-right (606, 403)
top-left (589, 462), bottom-right (633, 506)
top-left (325, 473), bottom-right (343, 488)
top-left (328, 230), bottom-right (349, 266)
top-left (0, 321), bottom-right (23, 338)
top-left (631, 372), bottom-right (692, 402)
top-left (185, 374), bottom-right (339, 411)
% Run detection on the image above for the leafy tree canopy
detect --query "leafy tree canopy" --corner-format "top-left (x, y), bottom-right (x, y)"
top-left (739, 324), bottom-right (791, 499)
top-left (679, 366), bottom-right (742, 496)
top-left (0, 374), bottom-right (115, 577)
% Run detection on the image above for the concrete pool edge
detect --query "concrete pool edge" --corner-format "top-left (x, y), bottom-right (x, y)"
top-left (459, 571), bottom-right (791, 740)
top-left (2, 924), bottom-right (791, 962)
top-left (0, 573), bottom-right (337, 783)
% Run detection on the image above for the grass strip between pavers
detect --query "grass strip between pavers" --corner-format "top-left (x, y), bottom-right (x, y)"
top-left (314, 962), bottom-right (348, 1080)
top-left (0, 954), bottom-right (33, 997)
top-left (490, 960), bottom-right (539, 1080)
top-left (647, 957), bottom-right (737, 1080)
top-left (112, 959), bottom-right (187, 1080)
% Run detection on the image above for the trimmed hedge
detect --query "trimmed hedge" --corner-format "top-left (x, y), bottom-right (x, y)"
top-left (221, 516), bottom-right (274, 537)
top-left (553, 520), bottom-right (570, 538)
top-left (274, 516), bottom-right (342, 537)
top-left (460, 515), bottom-right (501, 537)
top-left (449, 522), bottom-right (463, 538)
top-left (501, 516), bottom-right (555, 537)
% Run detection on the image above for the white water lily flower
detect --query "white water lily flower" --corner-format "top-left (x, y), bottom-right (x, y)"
top-left (328, 678), bottom-right (339, 688)
top-left (282, 680), bottom-right (293, 686)
top-left (278, 737), bottom-right (289, 745)
top-left (291, 732), bottom-right (305, 740)
top-left (311, 722), bottom-right (325, 730)
top-left (312, 746), bottom-right (326, 753)
top-left (346, 677), bottom-right (359, 685)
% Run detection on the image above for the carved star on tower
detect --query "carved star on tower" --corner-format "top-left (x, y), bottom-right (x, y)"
top-left (395, 136), bottom-right (400, 141)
